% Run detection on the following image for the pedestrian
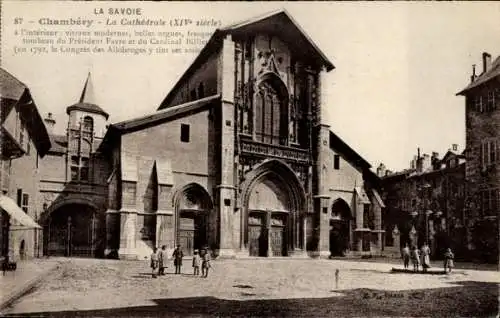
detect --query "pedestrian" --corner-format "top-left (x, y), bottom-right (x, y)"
top-left (334, 269), bottom-right (340, 289)
top-left (150, 247), bottom-right (159, 278)
top-left (158, 245), bottom-right (167, 276)
top-left (201, 247), bottom-right (211, 278)
top-left (192, 249), bottom-right (201, 276)
top-left (172, 245), bottom-right (184, 274)
top-left (401, 244), bottom-right (411, 270)
top-left (411, 245), bottom-right (420, 272)
top-left (443, 248), bottom-right (454, 273)
top-left (420, 243), bottom-right (431, 272)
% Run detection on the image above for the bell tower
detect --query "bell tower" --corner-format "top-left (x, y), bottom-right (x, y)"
top-left (65, 73), bottom-right (109, 183)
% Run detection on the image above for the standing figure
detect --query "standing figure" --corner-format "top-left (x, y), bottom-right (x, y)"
top-left (172, 245), bottom-right (184, 274)
top-left (411, 246), bottom-right (420, 272)
top-left (401, 244), bottom-right (411, 269)
top-left (201, 247), bottom-right (211, 278)
top-left (192, 250), bottom-right (201, 276)
top-left (150, 247), bottom-right (159, 278)
top-left (334, 269), bottom-right (340, 289)
top-left (443, 248), bottom-right (454, 273)
top-left (420, 243), bottom-right (431, 272)
top-left (158, 245), bottom-right (167, 276)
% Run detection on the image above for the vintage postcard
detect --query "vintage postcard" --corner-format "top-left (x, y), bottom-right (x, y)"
top-left (1, 1), bottom-right (499, 317)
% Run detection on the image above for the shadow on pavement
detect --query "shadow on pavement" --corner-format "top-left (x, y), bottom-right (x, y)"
top-left (7, 281), bottom-right (498, 317)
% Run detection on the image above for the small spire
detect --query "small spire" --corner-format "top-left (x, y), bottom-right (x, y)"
top-left (79, 72), bottom-right (96, 104)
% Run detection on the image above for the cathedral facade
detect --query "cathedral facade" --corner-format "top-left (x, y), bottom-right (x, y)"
top-left (38, 10), bottom-right (385, 260)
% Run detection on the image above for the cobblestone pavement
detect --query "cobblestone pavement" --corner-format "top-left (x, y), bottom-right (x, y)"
top-left (4, 257), bottom-right (500, 317)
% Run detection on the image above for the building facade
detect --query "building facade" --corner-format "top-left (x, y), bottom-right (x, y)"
top-left (380, 148), bottom-right (467, 260)
top-left (34, 10), bottom-right (385, 260)
top-left (457, 52), bottom-right (500, 264)
top-left (38, 74), bottom-right (110, 258)
top-left (0, 68), bottom-right (51, 262)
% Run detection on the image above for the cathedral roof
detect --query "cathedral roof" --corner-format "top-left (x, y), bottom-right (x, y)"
top-left (111, 94), bottom-right (220, 133)
top-left (66, 73), bottom-right (109, 119)
top-left (159, 9), bottom-right (334, 110)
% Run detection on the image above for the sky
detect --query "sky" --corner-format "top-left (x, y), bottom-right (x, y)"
top-left (2, 1), bottom-right (500, 172)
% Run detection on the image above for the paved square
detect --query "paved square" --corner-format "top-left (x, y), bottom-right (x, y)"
top-left (3, 258), bottom-right (499, 317)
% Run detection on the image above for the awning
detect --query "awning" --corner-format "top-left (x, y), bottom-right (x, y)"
top-left (0, 195), bottom-right (41, 229)
top-left (354, 187), bottom-right (371, 204)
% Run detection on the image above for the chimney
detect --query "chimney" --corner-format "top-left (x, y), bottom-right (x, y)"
top-left (470, 64), bottom-right (477, 83)
top-left (482, 52), bottom-right (492, 74)
top-left (452, 144), bottom-right (458, 152)
top-left (431, 152), bottom-right (440, 170)
top-left (376, 163), bottom-right (386, 177)
top-left (44, 112), bottom-right (56, 134)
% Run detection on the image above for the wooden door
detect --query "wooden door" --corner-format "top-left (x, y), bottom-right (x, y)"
top-left (270, 226), bottom-right (284, 256)
top-left (248, 213), bottom-right (265, 257)
top-left (179, 214), bottom-right (195, 256)
top-left (270, 214), bottom-right (286, 256)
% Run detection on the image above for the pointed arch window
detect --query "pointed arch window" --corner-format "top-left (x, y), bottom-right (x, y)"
top-left (83, 116), bottom-right (93, 132)
top-left (254, 76), bottom-right (289, 145)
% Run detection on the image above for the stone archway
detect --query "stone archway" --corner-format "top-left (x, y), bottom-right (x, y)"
top-left (330, 199), bottom-right (352, 257)
top-left (174, 183), bottom-right (213, 256)
top-left (241, 160), bottom-right (306, 257)
top-left (44, 202), bottom-right (99, 257)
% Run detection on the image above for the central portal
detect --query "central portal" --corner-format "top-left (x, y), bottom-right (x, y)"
top-left (247, 176), bottom-right (292, 257)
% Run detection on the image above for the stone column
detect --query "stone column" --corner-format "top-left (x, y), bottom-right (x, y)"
top-left (216, 35), bottom-right (236, 258)
top-left (217, 185), bottom-right (236, 258)
top-left (156, 211), bottom-right (174, 253)
top-left (314, 195), bottom-right (330, 258)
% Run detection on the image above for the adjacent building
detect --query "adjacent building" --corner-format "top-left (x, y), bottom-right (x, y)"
top-left (380, 147), bottom-right (467, 260)
top-left (457, 52), bottom-right (500, 264)
top-left (0, 68), bottom-right (51, 262)
top-left (35, 10), bottom-right (385, 260)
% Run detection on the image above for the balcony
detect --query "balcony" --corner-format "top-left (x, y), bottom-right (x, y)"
top-left (240, 138), bottom-right (310, 164)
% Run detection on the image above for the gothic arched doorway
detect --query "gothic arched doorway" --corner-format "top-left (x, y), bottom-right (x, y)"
top-left (242, 160), bottom-right (306, 257)
top-left (175, 184), bottom-right (213, 256)
top-left (44, 203), bottom-right (98, 257)
top-left (330, 199), bottom-right (352, 257)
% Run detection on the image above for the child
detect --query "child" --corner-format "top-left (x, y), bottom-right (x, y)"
top-left (192, 250), bottom-right (201, 276)
top-left (401, 244), bottom-right (410, 269)
top-left (411, 246), bottom-right (420, 272)
top-left (201, 248), bottom-right (211, 278)
top-left (150, 247), bottom-right (159, 278)
top-left (443, 248), bottom-right (454, 273)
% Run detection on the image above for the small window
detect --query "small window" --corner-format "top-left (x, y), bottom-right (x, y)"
top-left (21, 194), bottom-right (29, 213)
top-left (475, 95), bottom-right (484, 112)
top-left (83, 116), bottom-right (93, 131)
top-left (17, 189), bottom-right (22, 206)
top-left (180, 124), bottom-right (190, 142)
top-left (198, 83), bottom-right (205, 99)
top-left (333, 155), bottom-right (340, 170)
top-left (487, 91), bottom-right (495, 111)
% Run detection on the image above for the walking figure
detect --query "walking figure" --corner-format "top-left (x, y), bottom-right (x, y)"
top-left (411, 246), bottom-right (420, 272)
top-left (401, 244), bottom-right (410, 269)
top-left (201, 247), bottom-right (211, 278)
top-left (443, 248), bottom-right (454, 273)
top-left (335, 269), bottom-right (340, 289)
top-left (150, 247), bottom-right (159, 278)
top-left (192, 250), bottom-right (201, 276)
top-left (420, 243), bottom-right (431, 273)
top-left (158, 245), bottom-right (167, 276)
top-left (172, 245), bottom-right (184, 274)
